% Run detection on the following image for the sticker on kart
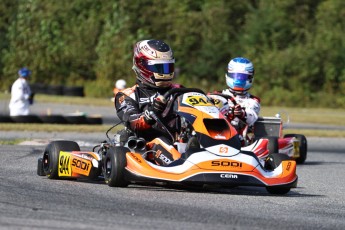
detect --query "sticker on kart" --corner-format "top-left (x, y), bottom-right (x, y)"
top-left (58, 151), bottom-right (92, 177)
top-left (181, 93), bottom-right (219, 114)
top-left (58, 151), bottom-right (72, 177)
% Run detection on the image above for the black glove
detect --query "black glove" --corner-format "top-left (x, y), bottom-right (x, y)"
top-left (143, 95), bottom-right (167, 125)
top-left (143, 109), bottom-right (156, 125)
top-left (28, 93), bottom-right (35, 105)
top-left (152, 95), bottom-right (167, 115)
top-left (233, 104), bottom-right (245, 119)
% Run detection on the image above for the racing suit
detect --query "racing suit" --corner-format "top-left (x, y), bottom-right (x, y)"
top-left (114, 82), bottom-right (183, 165)
top-left (210, 89), bottom-right (260, 145)
top-left (9, 78), bottom-right (32, 116)
top-left (221, 88), bottom-right (261, 127)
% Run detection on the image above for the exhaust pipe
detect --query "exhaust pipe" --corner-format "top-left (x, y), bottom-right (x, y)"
top-left (126, 136), bottom-right (146, 151)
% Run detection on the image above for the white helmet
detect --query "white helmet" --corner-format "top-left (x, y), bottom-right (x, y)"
top-left (225, 57), bottom-right (254, 92)
top-left (115, 79), bottom-right (127, 90)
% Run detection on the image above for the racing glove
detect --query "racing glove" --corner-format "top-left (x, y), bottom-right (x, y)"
top-left (143, 95), bottom-right (167, 125)
top-left (152, 95), bottom-right (167, 115)
top-left (143, 109), bottom-right (156, 125)
top-left (233, 104), bottom-right (246, 119)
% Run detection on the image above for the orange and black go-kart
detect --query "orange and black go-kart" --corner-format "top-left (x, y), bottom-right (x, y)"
top-left (37, 88), bottom-right (298, 194)
top-left (208, 93), bottom-right (307, 164)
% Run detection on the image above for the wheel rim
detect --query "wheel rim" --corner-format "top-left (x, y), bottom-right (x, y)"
top-left (105, 158), bottom-right (112, 177)
top-left (43, 152), bottom-right (50, 172)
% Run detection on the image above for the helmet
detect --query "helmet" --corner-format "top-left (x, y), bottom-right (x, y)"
top-left (225, 57), bottom-right (254, 92)
top-left (132, 39), bottom-right (175, 88)
top-left (115, 79), bottom-right (127, 90)
top-left (18, 67), bottom-right (31, 78)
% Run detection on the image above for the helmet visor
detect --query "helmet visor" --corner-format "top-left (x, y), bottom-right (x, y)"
top-left (144, 59), bottom-right (174, 74)
top-left (227, 72), bottom-right (252, 81)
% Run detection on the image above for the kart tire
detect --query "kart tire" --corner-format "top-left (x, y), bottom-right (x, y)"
top-left (284, 134), bottom-right (307, 164)
top-left (103, 146), bottom-right (129, 187)
top-left (266, 136), bottom-right (279, 154)
top-left (37, 158), bottom-right (46, 176)
top-left (86, 116), bottom-right (103, 125)
top-left (0, 115), bottom-right (13, 123)
top-left (265, 153), bottom-right (291, 170)
top-left (64, 115), bottom-right (88, 124)
top-left (265, 153), bottom-right (292, 194)
top-left (266, 186), bottom-right (291, 195)
top-left (42, 140), bottom-right (80, 179)
top-left (11, 115), bottom-right (42, 123)
top-left (39, 115), bottom-right (68, 124)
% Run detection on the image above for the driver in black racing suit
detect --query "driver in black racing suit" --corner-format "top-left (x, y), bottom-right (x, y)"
top-left (114, 39), bottom-right (184, 166)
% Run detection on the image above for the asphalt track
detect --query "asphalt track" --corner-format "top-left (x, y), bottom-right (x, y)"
top-left (0, 136), bottom-right (345, 230)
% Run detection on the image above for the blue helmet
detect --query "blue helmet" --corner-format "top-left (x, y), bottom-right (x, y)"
top-left (225, 57), bottom-right (254, 92)
top-left (18, 67), bottom-right (31, 78)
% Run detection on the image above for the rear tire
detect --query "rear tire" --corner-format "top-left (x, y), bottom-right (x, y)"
top-left (42, 141), bottom-right (80, 179)
top-left (103, 146), bottom-right (129, 187)
top-left (284, 134), bottom-right (307, 164)
top-left (37, 158), bottom-right (45, 176)
top-left (265, 153), bottom-right (292, 195)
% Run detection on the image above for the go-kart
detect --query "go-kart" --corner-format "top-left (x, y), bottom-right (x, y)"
top-left (37, 88), bottom-right (298, 194)
top-left (208, 93), bottom-right (307, 164)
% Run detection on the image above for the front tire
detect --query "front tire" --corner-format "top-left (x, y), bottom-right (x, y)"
top-left (265, 153), bottom-right (292, 195)
top-left (42, 141), bottom-right (80, 179)
top-left (284, 134), bottom-right (307, 164)
top-left (103, 146), bottom-right (129, 187)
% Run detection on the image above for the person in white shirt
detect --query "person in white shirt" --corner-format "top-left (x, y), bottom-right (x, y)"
top-left (9, 67), bottom-right (34, 116)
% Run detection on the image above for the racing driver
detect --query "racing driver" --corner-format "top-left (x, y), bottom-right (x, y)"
top-left (209, 57), bottom-right (261, 145)
top-left (114, 39), bottom-right (184, 166)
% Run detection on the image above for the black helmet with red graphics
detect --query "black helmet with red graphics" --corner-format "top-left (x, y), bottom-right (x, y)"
top-left (132, 40), bottom-right (175, 88)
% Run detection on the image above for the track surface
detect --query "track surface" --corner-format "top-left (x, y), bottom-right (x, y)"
top-left (0, 137), bottom-right (345, 230)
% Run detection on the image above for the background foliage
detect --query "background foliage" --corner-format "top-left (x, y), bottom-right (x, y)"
top-left (1, 0), bottom-right (344, 107)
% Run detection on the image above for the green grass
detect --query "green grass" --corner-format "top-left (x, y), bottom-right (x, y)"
top-left (0, 139), bottom-right (26, 145)
top-left (0, 92), bottom-right (113, 107)
top-left (0, 123), bottom-right (124, 133)
top-left (1, 92), bottom-right (345, 137)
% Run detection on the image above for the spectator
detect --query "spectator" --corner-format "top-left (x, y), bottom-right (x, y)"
top-left (9, 67), bottom-right (34, 116)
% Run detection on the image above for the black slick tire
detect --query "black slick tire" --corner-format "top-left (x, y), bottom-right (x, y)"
top-left (265, 153), bottom-right (292, 195)
top-left (103, 146), bottom-right (129, 187)
top-left (42, 140), bottom-right (80, 179)
top-left (284, 134), bottom-right (307, 164)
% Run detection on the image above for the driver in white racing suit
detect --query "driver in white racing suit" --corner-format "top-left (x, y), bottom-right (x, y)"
top-left (209, 57), bottom-right (261, 145)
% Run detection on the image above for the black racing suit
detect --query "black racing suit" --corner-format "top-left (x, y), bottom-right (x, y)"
top-left (114, 82), bottom-right (183, 143)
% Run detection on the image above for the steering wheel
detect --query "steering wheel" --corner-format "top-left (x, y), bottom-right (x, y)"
top-left (162, 87), bottom-right (206, 101)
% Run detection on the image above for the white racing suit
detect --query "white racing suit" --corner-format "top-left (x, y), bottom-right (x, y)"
top-left (209, 89), bottom-right (261, 137)
top-left (9, 78), bottom-right (32, 116)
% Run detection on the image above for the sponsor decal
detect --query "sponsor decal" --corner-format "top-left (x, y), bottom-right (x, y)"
top-left (130, 152), bottom-right (142, 163)
top-left (219, 146), bottom-right (228, 153)
top-left (211, 161), bottom-right (243, 168)
top-left (220, 174), bottom-right (238, 179)
top-left (286, 161), bottom-right (291, 171)
top-left (213, 99), bottom-right (224, 109)
top-left (185, 95), bottom-right (213, 107)
top-left (58, 151), bottom-right (71, 177)
top-left (159, 154), bottom-right (172, 164)
top-left (155, 150), bottom-right (172, 165)
top-left (71, 157), bottom-right (91, 176)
